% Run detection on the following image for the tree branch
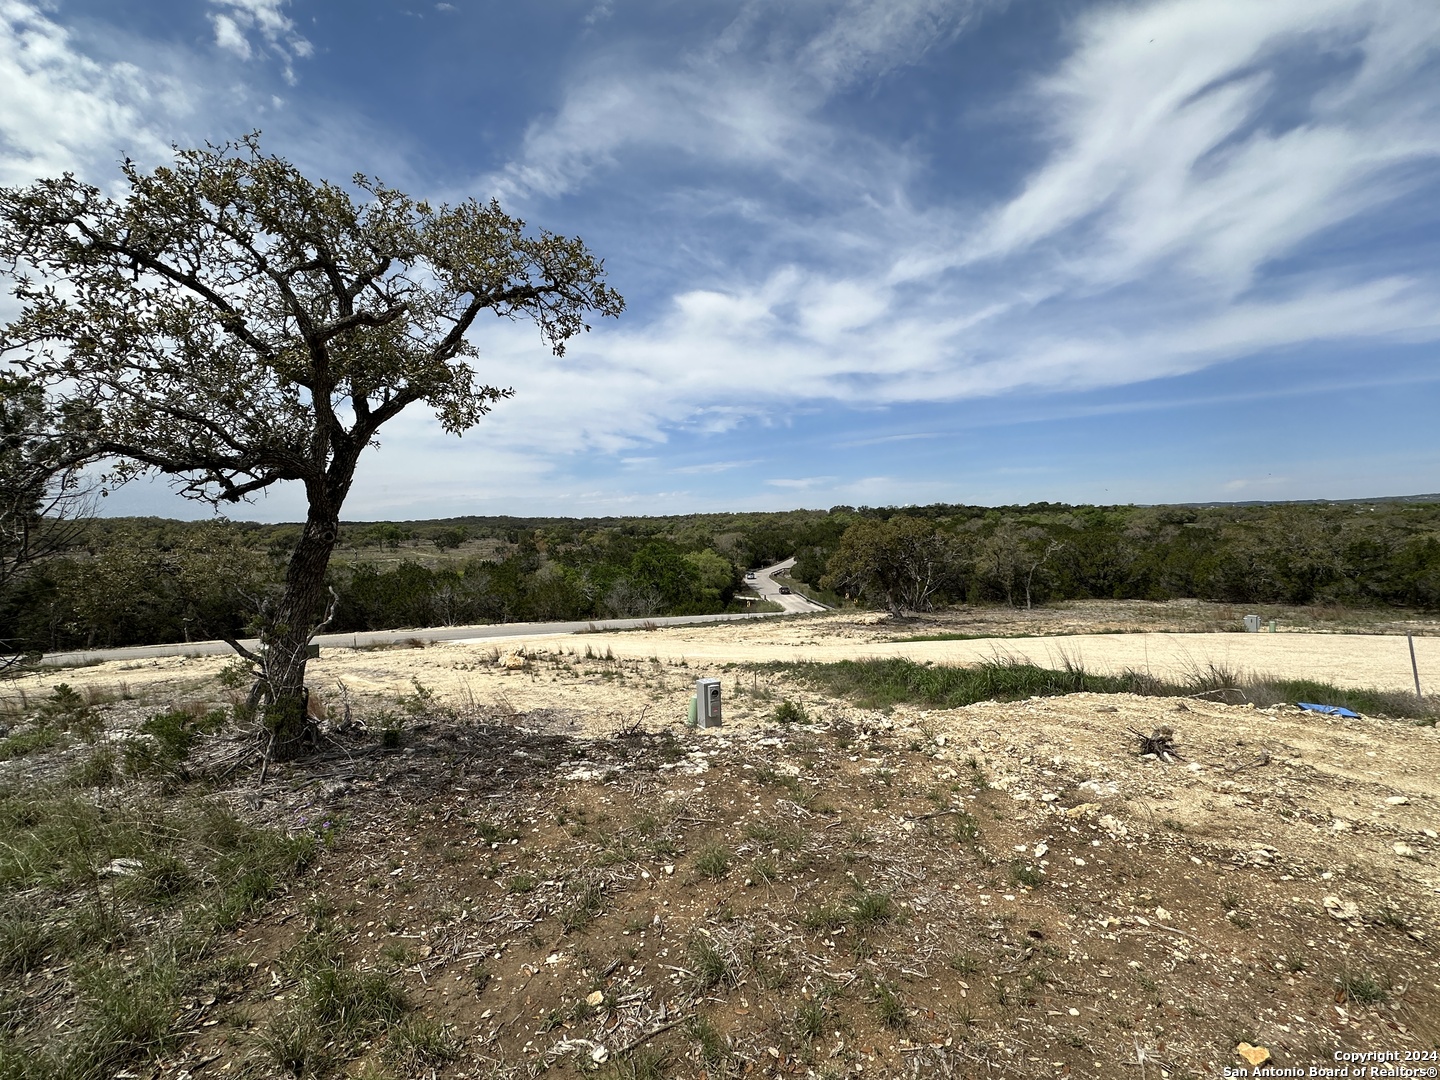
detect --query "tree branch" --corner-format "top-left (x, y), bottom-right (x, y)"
top-left (65, 219), bottom-right (278, 362)
top-left (220, 635), bottom-right (265, 665)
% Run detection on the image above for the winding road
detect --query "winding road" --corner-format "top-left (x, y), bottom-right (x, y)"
top-left (746, 557), bottom-right (829, 614)
top-left (33, 558), bottom-right (825, 667)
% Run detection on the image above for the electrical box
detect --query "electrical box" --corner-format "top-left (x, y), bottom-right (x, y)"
top-left (1243, 614), bottom-right (1261, 632)
top-left (695, 677), bottom-right (722, 728)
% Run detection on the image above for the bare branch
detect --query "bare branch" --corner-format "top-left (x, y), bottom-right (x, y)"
top-left (220, 635), bottom-right (265, 665)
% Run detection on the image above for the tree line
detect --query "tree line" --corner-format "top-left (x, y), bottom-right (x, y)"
top-left (3, 498), bottom-right (1439, 653)
top-left (804, 501), bottom-right (1440, 614)
top-left (1, 520), bottom-right (746, 652)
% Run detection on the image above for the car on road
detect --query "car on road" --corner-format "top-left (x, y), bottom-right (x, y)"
top-left (745, 571), bottom-right (756, 579)
top-left (778, 586), bottom-right (791, 594)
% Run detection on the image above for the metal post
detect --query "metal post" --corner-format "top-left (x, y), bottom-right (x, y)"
top-left (1409, 635), bottom-right (1423, 699)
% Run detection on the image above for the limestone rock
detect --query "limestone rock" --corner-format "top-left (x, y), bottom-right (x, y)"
top-left (1323, 895), bottom-right (1360, 920)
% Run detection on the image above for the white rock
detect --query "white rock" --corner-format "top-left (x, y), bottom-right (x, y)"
top-left (1098, 814), bottom-right (1128, 838)
top-left (1154, 906), bottom-right (1172, 921)
top-left (1393, 842), bottom-right (1416, 858)
top-left (1323, 895), bottom-right (1360, 920)
top-left (1384, 796), bottom-right (1410, 806)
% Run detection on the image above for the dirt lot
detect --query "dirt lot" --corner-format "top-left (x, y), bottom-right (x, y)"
top-left (11, 601), bottom-right (1440, 727)
top-left (2, 602), bottom-right (1438, 1078)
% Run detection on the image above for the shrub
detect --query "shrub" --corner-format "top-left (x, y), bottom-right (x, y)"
top-left (772, 699), bottom-right (809, 725)
top-left (136, 707), bottom-right (227, 765)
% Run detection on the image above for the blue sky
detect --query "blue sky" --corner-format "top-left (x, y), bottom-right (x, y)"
top-left (3, 0), bottom-right (1439, 520)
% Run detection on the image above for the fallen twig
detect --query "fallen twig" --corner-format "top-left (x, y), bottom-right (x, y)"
top-left (258, 730), bottom-right (276, 786)
top-left (612, 1017), bottom-right (683, 1057)
top-left (905, 807), bottom-right (964, 821)
top-left (1188, 688), bottom-right (1244, 701)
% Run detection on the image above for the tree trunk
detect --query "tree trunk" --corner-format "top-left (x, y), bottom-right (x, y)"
top-left (260, 507), bottom-right (341, 760)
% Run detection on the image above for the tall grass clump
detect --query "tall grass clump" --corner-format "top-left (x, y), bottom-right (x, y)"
top-left (761, 657), bottom-right (1439, 722)
top-left (764, 657), bottom-right (1140, 711)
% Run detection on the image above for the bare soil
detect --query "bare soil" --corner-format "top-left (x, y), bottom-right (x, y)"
top-left (10, 601), bottom-right (1440, 728)
top-left (3, 601), bottom-right (1438, 1078)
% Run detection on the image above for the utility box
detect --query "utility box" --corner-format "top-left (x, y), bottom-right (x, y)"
top-left (1243, 615), bottom-right (1261, 633)
top-left (694, 677), bottom-right (722, 728)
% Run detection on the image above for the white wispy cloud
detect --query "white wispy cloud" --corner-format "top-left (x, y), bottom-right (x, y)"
top-left (0, 1), bottom-right (181, 186)
top-left (487, 0), bottom-right (996, 205)
top-left (211, 14), bottom-right (252, 60)
top-left (207, 0), bottom-right (312, 83)
top-left (0, 0), bottom-right (428, 202)
top-left (796, 0), bottom-right (988, 91)
top-left (969, 0), bottom-right (1440, 292)
top-left (1223, 475), bottom-right (1288, 493)
top-left (765, 476), bottom-right (838, 490)
top-left (461, 0), bottom-right (1440, 471)
top-left (671, 459), bottom-right (765, 475)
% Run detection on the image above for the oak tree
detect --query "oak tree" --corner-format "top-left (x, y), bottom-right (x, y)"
top-left (0, 137), bottom-right (623, 755)
top-left (822, 516), bottom-right (954, 616)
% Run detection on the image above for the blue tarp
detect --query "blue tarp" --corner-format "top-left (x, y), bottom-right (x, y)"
top-left (1297, 702), bottom-right (1361, 718)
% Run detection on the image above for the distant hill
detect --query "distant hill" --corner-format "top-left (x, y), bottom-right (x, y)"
top-left (1180, 493), bottom-right (1440, 508)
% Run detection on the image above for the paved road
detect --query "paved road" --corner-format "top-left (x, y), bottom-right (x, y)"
top-left (746, 557), bottom-right (829, 614)
top-left (35, 558), bottom-right (823, 667)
